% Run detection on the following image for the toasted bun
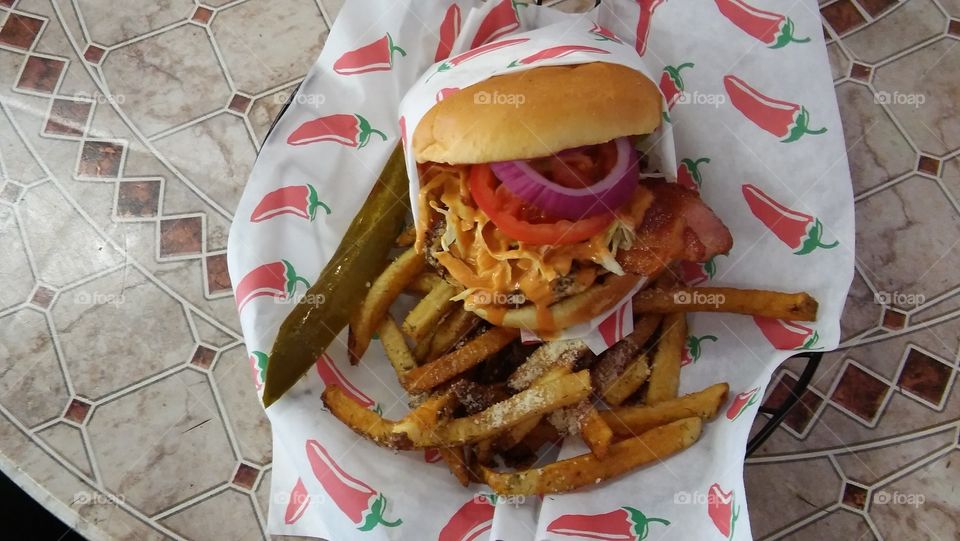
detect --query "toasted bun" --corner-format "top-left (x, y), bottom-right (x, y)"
top-left (413, 62), bottom-right (661, 164)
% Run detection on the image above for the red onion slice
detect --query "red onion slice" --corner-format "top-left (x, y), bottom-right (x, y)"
top-left (489, 137), bottom-right (638, 220)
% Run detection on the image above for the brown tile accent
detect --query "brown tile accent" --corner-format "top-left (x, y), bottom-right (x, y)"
top-left (77, 141), bottom-right (123, 177)
top-left (83, 44), bottom-right (105, 64)
top-left (31, 286), bottom-right (55, 308)
top-left (950, 20), bottom-right (960, 38)
top-left (232, 463), bottom-right (259, 489)
top-left (842, 482), bottom-right (868, 509)
top-left (206, 254), bottom-right (231, 293)
top-left (159, 217), bottom-right (203, 256)
top-left (44, 98), bottom-right (91, 137)
top-left (850, 63), bottom-right (871, 81)
top-left (898, 348), bottom-right (951, 404)
top-left (0, 182), bottom-right (22, 203)
top-left (832, 364), bottom-right (889, 421)
top-left (821, 0), bottom-right (867, 35)
top-left (881, 309), bottom-right (907, 330)
top-left (190, 345), bottom-right (216, 369)
top-left (64, 399), bottom-right (91, 423)
top-left (228, 94), bottom-right (251, 113)
top-left (191, 6), bottom-right (213, 24)
top-left (761, 373), bottom-right (823, 433)
top-left (116, 180), bottom-right (160, 218)
top-left (856, 0), bottom-right (896, 17)
top-left (16, 55), bottom-right (65, 93)
top-left (917, 155), bottom-right (941, 175)
top-left (0, 12), bottom-right (44, 49)
top-left (0, 0), bottom-right (15, 7)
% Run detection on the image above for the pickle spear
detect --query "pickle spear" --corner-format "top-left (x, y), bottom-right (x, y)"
top-left (263, 145), bottom-right (410, 407)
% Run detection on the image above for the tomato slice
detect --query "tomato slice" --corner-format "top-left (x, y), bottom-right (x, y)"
top-left (468, 164), bottom-right (614, 245)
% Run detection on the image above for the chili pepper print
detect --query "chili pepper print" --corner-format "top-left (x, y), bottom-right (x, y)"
top-left (547, 506), bottom-right (670, 540)
top-left (249, 184), bottom-right (330, 223)
top-left (679, 256), bottom-right (718, 286)
top-left (472, 0), bottom-right (522, 48)
top-left (589, 22), bottom-right (622, 43)
top-left (398, 116), bottom-right (407, 149)
top-left (725, 387), bottom-right (760, 421)
top-left (707, 483), bottom-right (740, 540)
top-left (724, 75), bottom-right (827, 143)
top-left (424, 448), bottom-right (442, 463)
top-left (681, 334), bottom-right (717, 366)
top-left (438, 493), bottom-right (497, 541)
top-left (598, 302), bottom-right (630, 349)
top-left (715, 0), bottom-right (810, 49)
top-left (249, 351), bottom-right (268, 391)
top-left (287, 113), bottom-right (387, 149)
top-left (435, 4), bottom-right (462, 62)
top-left (436, 87), bottom-right (461, 102)
top-left (284, 477), bottom-right (310, 525)
top-left (316, 353), bottom-right (378, 411)
top-left (677, 157), bottom-right (710, 192)
top-left (507, 45), bottom-right (610, 68)
top-left (333, 33), bottom-right (406, 75)
top-left (635, 0), bottom-right (667, 56)
top-left (742, 184), bottom-right (838, 254)
top-left (660, 62), bottom-right (694, 111)
top-left (431, 38), bottom-right (529, 78)
top-left (305, 439), bottom-right (402, 531)
top-left (754, 316), bottom-right (819, 349)
top-left (235, 260), bottom-right (310, 314)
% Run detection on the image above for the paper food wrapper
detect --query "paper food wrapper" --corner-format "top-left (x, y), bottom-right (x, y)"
top-left (226, 1), bottom-right (854, 539)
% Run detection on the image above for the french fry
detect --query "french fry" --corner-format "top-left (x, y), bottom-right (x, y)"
top-left (487, 366), bottom-right (569, 455)
top-left (402, 280), bottom-right (459, 341)
top-left (437, 446), bottom-right (471, 487)
top-left (412, 331), bottom-right (435, 362)
top-left (395, 226), bottom-right (416, 247)
top-left (600, 383), bottom-right (730, 436)
top-left (402, 327), bottom-right (519, 393)
top-left (632, 286), bottom-right (818, 321)
top-left (481, 417), bottom-right (703, 495)
top-left (507, 339), bottom-right (589, 391)
top-left (600, 353), bottom-right (651, 406)
top-left (592, 314), bottom-right (661, 397)
top-left (405, 273), bottom-right (442, 296)
top-left (428, 308), bottom-right (480, 360)
top-left (645, 313), bottom-right (687, 404)
top-left (473, 439), bottom-right (495, 466)
top-left (348, 247), bottom-right (424, 363)
top-left (378, 316), bottom-right (416, 377)
top-left (578, 405), bottom-right (614, 459)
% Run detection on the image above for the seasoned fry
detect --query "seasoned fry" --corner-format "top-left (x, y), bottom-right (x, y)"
top-left (507, 339), bottom-right (589, 391)
top-left (600, 383), bottom-right (730, 436)
top-left (579, 405), bottom-right (614, 458)
top-left (428, 308), bottom-right (480, 360)
top-left (481, 417), bottom-right (703, 495)
top-left (378, 316), bottom-right (417, 376)
top-left (405, 273), bottom-right (442, 296)
top-left (412, 331), bottom-right (435, 362)
top-left (348, 247), bottom-right (425, 363)
top-left (402, 280), bottom-right (459, 341)
top-left (402, 327), bottom-right (519, 393)
top-left (395, 226), bottom-right (417, 247)
top-left (645, 313), bottom-right (687, 404)
top-left (592, 314), bottom-right (661, 396)
top-left (632, 286), bottom-right (819, 321)
top-left (437, 446), bottom-right (471, 487)
top-left (600, 353), bottom-right (650, 406)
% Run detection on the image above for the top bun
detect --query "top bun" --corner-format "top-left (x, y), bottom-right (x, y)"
top-left (412, 62), bottom-right (661, 164)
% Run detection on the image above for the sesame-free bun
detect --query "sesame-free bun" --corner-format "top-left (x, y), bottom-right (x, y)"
top-left (412, 62), bottom-right (661, 164)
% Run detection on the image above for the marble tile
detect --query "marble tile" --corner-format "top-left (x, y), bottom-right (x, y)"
top-left (249, 86), bottom-right (295, 144)
top-left (897, 347), bottom-right (952, 405)
top-left (842, 0), bottom-right (945, 64)
top-left (319, 0), bottom-right (344, 22)
top-left (254, 469), bottom-right (271, 518)
top-left (0, 12), bottom-right (45, 50)
top-left (44, 97), bottom-right (93, 137)
top-left (76, 0), bottom-right (195, 47)
top-left (831, 362), bottom-right (890, 422)
top-left (857, 0), bottom-right (898, 17)
top-left (101, 24), bottom-right (231, 136)
top-left (940, 155), bottom-right (960, 204)
top-left (777, 509), bottom-right (874, 541)
top-left (0, 103), bottom-right (46, 183)
top-left (873, 39), bottom-right (960, 156)
top-left (31, 284), bottom-right (56, 308)
top-left (205, 253), bottom-right (231, 294)
top-left (870, 450), bottom-right (960, 539)
top-left (839, 270), bottom-right (880, 340)
top-left (821, 0), bottom-right (867, 36)
top-left (160, 488), bottom-right (265, 541)
top-left (189, 311), bottom-right (239, 347)
top-left (0, 309), bottom-right (69, 427)
top-left (77, 140), bottom-right (124, 178)
top-left (826, 42), bottom-right (850, 82)
top-left (214, 345), bottom-right (271, 465)
top-left (16, 54), bottom-right (65, 93)
top-left (0, 207), bottom-right (34, 311)
top-left (211, 0), bottom-right (326, 95)
top-left (745, 458), bottom-right (842, 539)
top-left (36, 422), bottom-right (93, 477)
top-left (834, 427), bottom-right (955, 485)
top-left (86, 369), bottom-right (235, 516)
top-left (159, 215), bottom-right (203, 257)
top-left (52, 265), bottom-right (194, 400)
top-left (943, 0), bottom-right (960, 17)
top-left (115, 179), bottom-right (161, 218)
top-left (762, 371), bottom-right (824, 433)
top-left (190, 345), bottom-right (216, 369)
top-left (232, 463), bottom-right (259, 489)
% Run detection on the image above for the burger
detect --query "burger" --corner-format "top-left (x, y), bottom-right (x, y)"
top-left (411, 62), bottom-right (732, 334)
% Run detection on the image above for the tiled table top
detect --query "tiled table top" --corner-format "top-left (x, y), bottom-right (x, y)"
top-left (0, 0), bottom-right (957, 539)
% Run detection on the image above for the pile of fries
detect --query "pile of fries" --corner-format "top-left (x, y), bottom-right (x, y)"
top-left (325, 240), bottom-right (818, 496)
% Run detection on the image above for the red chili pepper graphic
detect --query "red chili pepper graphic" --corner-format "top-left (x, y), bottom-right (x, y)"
top-left (754, 316), bottom-right (819, 350)
top-left (435, 4), bottom-right (462, 62)
top-left (679, 257), bottom-right (718, 286)
top-left (472, 0), bottom-right (521, 48)
top-left (432, 37), bottom-right (529, 77)
top-left (398, 115), bottom-right (407, 148)
top-left (436, 87), bottom-right (461, 102)
top-left (235, 260), bottom-right (310, 314)
top-left (724, 75), bottom-right (827, 142)
top-left (424, 448), bottom-right (442, 463)
top-left (589, 22), bottom-right (622, 43)
top-left (707, 483), bottom-right (740, 539)
top-left (305, 439), bottom-right (402, 531)
top-left (659, 62), bottom-right (693, 111)
top-left (635, 0), bottom-right (667, 56)
top-left (333, 33), bottom-right (406, 75)
top-left (715, 0), bottom-right (810, 49)
top-left (508, 45), bottom-right (610, 68)
top-left (438, 494), bottom-right (497, 541)
top-left (598, 302), bottom-right (629, 348)
top-left (676, 157), bottom-right (709, 192)
top-left (741, 184), bottom-right (837, 254)
top-left (725, 387), bottom-right (760, 421)
top-left (287, 113), bottom-right (387, 149)
top-left (249, 184), bottom-right (331, 223)
top-left (249, 351), bottom-right (268, 391)
top-left (316, 353), bottom-right (377, 410)
top-left (284, 477), bottom-right (310, 524)
top-left (681, 334), bottom-right (717, 366)
top-left (547, 506), bottom-right (670, 540)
